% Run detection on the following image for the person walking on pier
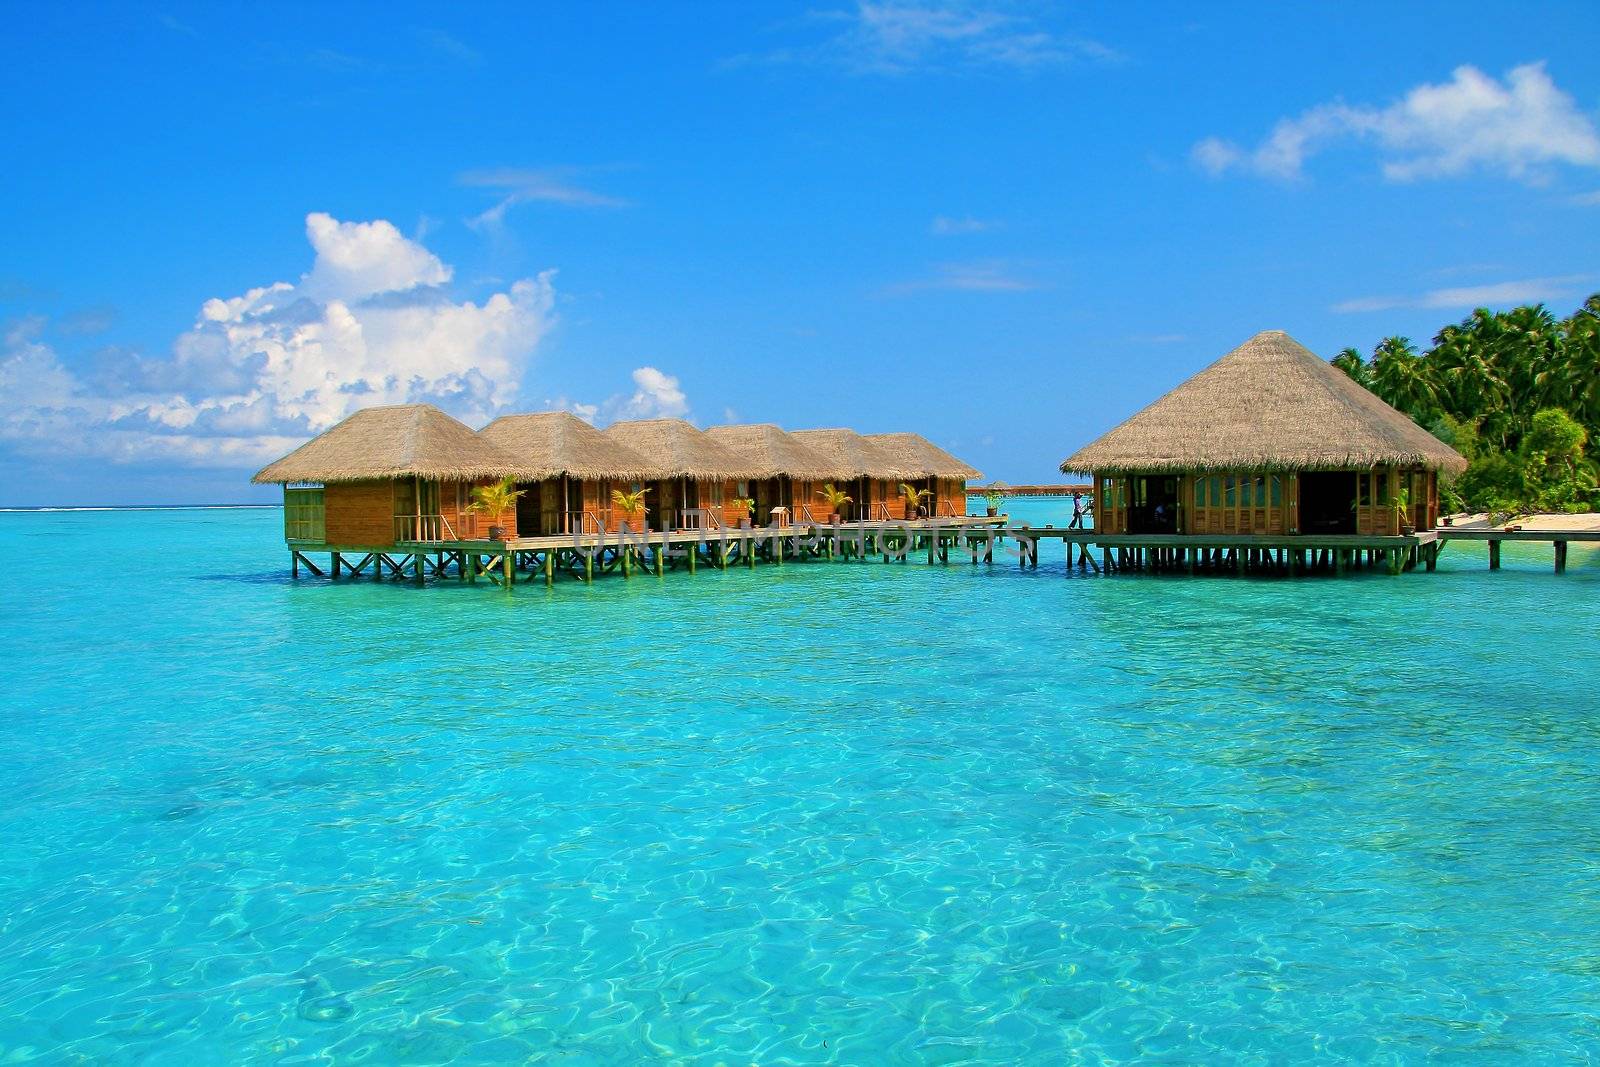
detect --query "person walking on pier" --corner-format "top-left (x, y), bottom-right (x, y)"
top-left (1069, 490), bottom-right (1089, 529)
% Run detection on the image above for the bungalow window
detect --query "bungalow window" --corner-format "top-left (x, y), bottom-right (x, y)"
top-left (1269, 475), bottom-right (1283, 507)
top-left (1358, 474), bottom-right (1372, 507)
top-left (1207, 477), bottom-right (1221, 507)
top-left (1223, 476), bottom-right (1236, 508)
top-left (1240, 477), bottom-right (1253, 509)
top-left (708, 480), bottom-right (724, 506)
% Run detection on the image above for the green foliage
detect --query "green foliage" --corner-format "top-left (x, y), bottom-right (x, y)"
top-left (898, 481), bottom-right (930, 508)
top-left (466, 477), bottom-right (524, 516)
top-left (816, 483), bottom-right (852, 513)
top-left (983, 486), bottom-right (1006, 509)
top-left (1338, 294), bottom-right (1600, 514)
top-left (731, 496), bottom-right (756, 513)
top-left (611, 486), bottom-right (649, 516)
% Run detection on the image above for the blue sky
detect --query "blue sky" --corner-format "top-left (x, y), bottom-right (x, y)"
top-left (2, 2), bottom-right (1597, 504)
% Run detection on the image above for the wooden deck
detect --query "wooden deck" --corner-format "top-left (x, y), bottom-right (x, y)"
top-left (279, 517), bottom-right (1593, 585)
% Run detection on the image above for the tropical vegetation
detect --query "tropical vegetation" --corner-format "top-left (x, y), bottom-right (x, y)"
top-left (611, 486), bottom-right (649, 519)
top-left (1333, 294), bottom-right (1599, 515)
top-left (466, 477), bottom-right (524, 517)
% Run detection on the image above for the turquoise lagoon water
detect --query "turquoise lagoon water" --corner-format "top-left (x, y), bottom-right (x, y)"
top-left (2, 502), bottom-right (1599, 1064)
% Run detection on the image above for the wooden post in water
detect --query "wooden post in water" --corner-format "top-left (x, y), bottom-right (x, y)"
top-left (1555, 540), bottom-right (1568, 574)
top-left (544, 550), bottom-right (554, 585)
top-left (1489, 539), bottom-right (1501, 570)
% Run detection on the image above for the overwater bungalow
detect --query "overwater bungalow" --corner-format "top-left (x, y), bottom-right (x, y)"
top-left (1060, 330), bottom-right (1468, 537)
top-left (252, 403), bottom-right (530, 546)
top-left (702, 423), bottom-right (843, 527)
top-left (479, 411), bottom-right (655, 535)
top-left (603, 418), bottom-right (767, 530)
top-left (789, 428), bottom-right (917, 522)
top-left (864, 433), bottom-right (980, 519)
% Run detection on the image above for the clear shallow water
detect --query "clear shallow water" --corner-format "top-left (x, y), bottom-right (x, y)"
top-left (2, 504), bottom-right (1599, 1065)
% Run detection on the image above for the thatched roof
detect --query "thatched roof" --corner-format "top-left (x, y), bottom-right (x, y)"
top-left (480, 411), bottom-right (655, 480)
top-left (253, 404), bottom-right (527, 484)
top-left (791, 428), bottom-right (917, 479)
top-left (603, 418), bottom-right (767, 479)
top-left (1059, 331), bottom-right (1469, 475)
top-left (865, 432), bottom-right (982, 480)
top-left (703, 423), bottom-right (845, 480)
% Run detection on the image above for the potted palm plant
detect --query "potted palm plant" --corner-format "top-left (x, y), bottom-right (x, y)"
top-left (466, 477), bottom-right (523, 540)
top-left (732, 496), bottom-right (756, 526)
top-left (982, 485), bottom-right (1006, 518)
top-left (898, 481), bottom-right (929, 520)
top-left (816, 483), bottom-right (852, 524)
top-left (611, 486), bottom-right (649, 529)
top-left (1391, 487), bottom-right (1414, 535)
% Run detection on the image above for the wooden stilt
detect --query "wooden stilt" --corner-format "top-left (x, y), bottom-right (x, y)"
top-left (1489, 539), bottom-right (1501, 570)
top-left (1555, 540), bottom-right (1568, 574)
top-left (291, 551), bottom-right (300, 578)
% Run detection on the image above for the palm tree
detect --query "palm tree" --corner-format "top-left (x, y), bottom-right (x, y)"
top-left (1369, 336), bottom-right (1440, 423)
top-left (1331, 347), bottom-right (1370, 387)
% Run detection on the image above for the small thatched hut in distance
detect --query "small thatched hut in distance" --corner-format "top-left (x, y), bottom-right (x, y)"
top-left (790, 428), bottom-right (916, 522)
top-left (604, 418), bottom-right (766, 530)
top-left (703, 423), bottom-right (843, 526)
top-left (252, 404), bottom-right (530, 545)
top-left (864, 432), bottom-right (981, 519)
top-left (480, 411), bottom-right (655, 534)
top-left (1060, 330), bottom-right (1468, 536)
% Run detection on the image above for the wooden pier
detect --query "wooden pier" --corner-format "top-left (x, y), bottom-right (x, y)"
top-left (1432, 527), bottom-right (1600, 575)
top-left (285, 517), bottom-right (1593, 588)
top-left (288, 516), bottom-right (1009, 587)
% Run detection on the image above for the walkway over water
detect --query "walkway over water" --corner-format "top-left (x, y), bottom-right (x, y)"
top-left (282, 516), bottom-right (1595, 586)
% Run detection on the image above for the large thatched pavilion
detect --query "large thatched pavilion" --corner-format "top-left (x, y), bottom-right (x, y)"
top-left (253, 404), bottom-right (531, 545)
top-left (480, 411), bottom-right (656, 535)
top-left (1061, 331), bottom-right (1468, 537)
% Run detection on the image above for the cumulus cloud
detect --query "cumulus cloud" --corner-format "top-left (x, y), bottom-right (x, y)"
top-left (1332, 273), bottom-right (1595, 313)
top-left (543, 366), bottom-right (693, 427)
top-left (0, 212), bottom-right (556, 467)
top-left (1195, 63), bottom-right (1600, 182)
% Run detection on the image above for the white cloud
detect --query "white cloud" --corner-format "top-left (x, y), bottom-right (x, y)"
top-left (930, 215), bottom-right (996, 235)
top-left (733, 2), bottom-right (1117, 75)
top-left (611, 366), bottom-right (689, 420)
top-left (544, 366), bottom-right (692, 426)
top-left (884, 259), bottom-right (1041, 294)
top-left (0, 212), bottom-right (557, 467)
top-left (1196, 63), bottom-right (1600, 182)
top-left (1332, 273), bottom-right (1594, 313)
top-left (1571, 190), bottom-right (1600, 206)
top-left (460, 168), bottom-right (627, 232)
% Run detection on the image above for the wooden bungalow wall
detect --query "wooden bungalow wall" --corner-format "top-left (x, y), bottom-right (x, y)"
top-left (1095, 468), bottom-right (1437, 537)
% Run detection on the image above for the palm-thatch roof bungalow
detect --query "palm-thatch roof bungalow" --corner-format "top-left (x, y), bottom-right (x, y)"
top-left (480, 411), bottom-right (656, 535)
top-left (253, 403), bottom-right (531, 545)
top-left (1060, 331), bottom-right (1468, 536)
top-left (702, 423), bottom-right (843, 526)
top-left (865, 432), bottom-right (982, 519)
top-left (790, 428), bottom-right (918, 522)
top-left (603, 418), bottom-right (767, 530)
